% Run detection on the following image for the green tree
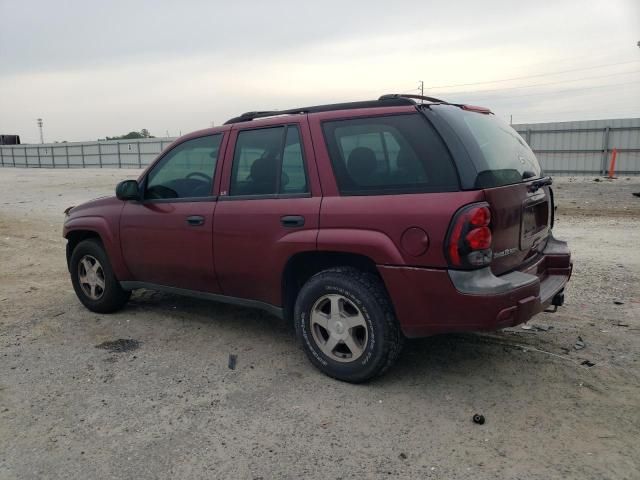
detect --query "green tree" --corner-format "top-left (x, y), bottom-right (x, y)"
top-left (105, 129), bottom-right (155, 140)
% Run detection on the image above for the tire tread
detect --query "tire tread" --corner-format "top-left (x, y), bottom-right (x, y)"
top-left (295, 266), bottom-right (404, 382)
top-left (70, 238), bottom-right (130, 313)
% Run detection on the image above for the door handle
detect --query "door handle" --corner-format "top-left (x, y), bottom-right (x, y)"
top-left (281, 215), bottom-right (305, 228)
top-left (186, 215), bottom-right (205, 226)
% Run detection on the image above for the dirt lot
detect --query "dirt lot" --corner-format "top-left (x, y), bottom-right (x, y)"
top-left (1, 169), bottom-right (639, 480)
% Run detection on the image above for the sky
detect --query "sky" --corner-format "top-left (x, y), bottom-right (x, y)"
top-left (0, 0), bottom-right (639, 144)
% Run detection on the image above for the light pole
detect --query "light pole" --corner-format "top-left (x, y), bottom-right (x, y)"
top-left (37, 118), bottom-right (44, 144)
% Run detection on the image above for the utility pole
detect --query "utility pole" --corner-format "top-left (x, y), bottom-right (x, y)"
top-left (37, 118), bottom-right (44, 144)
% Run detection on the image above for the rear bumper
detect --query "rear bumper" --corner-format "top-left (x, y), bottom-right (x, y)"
top-left (379, 235), bottom-right (572, 338)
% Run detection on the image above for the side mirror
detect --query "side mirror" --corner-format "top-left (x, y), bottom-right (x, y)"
top-left (115, 180), bottom-right (140, 201)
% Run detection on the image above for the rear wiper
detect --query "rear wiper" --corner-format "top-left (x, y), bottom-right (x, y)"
top-left (528, 176), bottom-right (553, 192)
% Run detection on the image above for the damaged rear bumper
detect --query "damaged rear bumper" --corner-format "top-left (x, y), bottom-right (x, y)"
top-left (379, 235), bottom-right (572, 338)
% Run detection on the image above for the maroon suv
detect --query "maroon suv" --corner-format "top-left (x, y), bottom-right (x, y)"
top-left (63, 94), bottom-right (572, 382)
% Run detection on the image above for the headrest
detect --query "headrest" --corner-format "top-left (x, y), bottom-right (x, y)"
top-left (347, 147), bottom-right (377, 184)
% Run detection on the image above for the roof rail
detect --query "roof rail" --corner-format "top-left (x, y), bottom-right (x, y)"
top-left (378, 93), bottom-right (449, 104)
top-left (223, 97), bottom-right (416, 125)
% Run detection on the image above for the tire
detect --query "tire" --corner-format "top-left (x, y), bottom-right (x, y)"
top-left (69, 238), bottom-right (131, 313)
top-left (294, 267), bottom-right (404, 383)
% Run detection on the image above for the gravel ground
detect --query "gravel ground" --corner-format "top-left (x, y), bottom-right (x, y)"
top-left (0, 169), bottom-right (639, 480)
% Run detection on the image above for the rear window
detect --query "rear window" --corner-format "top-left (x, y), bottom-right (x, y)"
top-left (322, 114), bottom-right (459, 195)
top-left (449, 109), bottom-right (542, 188)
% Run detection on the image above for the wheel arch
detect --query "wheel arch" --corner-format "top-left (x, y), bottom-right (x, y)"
top-left (64, 217), bottom-right (130, 280)
top-left (281, 250), bottom-right (389, 323)
top-left (65, 229), bottom-right (103, 269)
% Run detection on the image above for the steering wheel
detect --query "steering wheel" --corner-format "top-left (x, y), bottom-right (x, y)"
top-left (186, 172), bottom-right (212, 183)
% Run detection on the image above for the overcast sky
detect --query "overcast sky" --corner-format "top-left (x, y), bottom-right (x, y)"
top-left (1, 0), bottom-right (638, 143)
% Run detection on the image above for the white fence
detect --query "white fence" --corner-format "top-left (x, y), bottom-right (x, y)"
top-left (513, 117), bottom-right (640, 176)
top-left (2, 117), bottom-right (640, 175)
top-left (0, 137), bottom-right (176, 169)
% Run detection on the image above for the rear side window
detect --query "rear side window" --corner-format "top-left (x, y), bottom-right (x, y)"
top-left (230, 125), bottom-right (308, 196)
top-left (322, 114), bottom-right (458, 195)
top-left (281, 127), bottom-right (308, 194)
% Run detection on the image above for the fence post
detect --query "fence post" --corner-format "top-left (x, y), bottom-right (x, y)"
top-left (80, 144), bottom-right (85, 168)
top-left (137, 141), bottom-right (142, 168)
top-left (51, 146), bottom-right (55, 168)
top-left (65, 144), bottom-right (70, 168)
top-left (0, 147), bottom-right (3, 166)
top-left (37, 146), bottom-right (41, 168)
top-left (117, 142), bottom-right (121, 168)
top-left (608, 148), bottom-right (618, 179)
top-left (98, 142), bottom-right (103, 168)
top-left (12, 146), bottom-right (15, 166)
top-left (600, 126), bottom-right (610, 176)
top-left (526, 129), bottom-right (532, 145)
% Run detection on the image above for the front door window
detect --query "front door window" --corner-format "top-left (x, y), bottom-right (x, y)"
top-left (145, 135), bottom-right (222, 199)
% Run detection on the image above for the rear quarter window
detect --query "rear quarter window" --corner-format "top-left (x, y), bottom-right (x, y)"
top-left (322, 114), bottom-right (459, 195)
top-left (435, 107), bottom-right (542, 188)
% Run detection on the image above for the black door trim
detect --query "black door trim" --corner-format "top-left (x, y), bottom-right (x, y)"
top-left (120, 281), bottom-right (284, 319)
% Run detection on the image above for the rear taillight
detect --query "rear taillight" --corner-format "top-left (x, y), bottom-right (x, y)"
top-left (445, 202), bottom-right (493, 268)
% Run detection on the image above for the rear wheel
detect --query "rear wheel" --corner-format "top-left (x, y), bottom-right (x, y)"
top-left (294, 267), bottom-right (404, 383)
top-left (70, 239), bottom-right (130, 313)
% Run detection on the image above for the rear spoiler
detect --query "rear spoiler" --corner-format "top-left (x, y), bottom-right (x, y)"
top-left (379, 94), bottom-right (492, 114)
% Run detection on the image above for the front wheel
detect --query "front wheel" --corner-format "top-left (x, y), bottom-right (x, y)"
top-left (69, 238), bottom-right (131, 313)
top-left (294, 267), bottom-right (404, 383)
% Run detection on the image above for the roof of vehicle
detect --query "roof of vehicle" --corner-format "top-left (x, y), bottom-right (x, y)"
top-left (223, 94), bottom-right (457, 125)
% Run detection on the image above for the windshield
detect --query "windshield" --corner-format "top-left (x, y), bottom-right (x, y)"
top-left (436, 107), bottom-right (542, 188)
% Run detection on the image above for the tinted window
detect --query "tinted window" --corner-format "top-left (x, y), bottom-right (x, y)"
top-left (322, 114), bottom-right (458, 195)
top-left (460, 111), bottom-right (541, 187)
top-left (433, 106), bottom-right (542, 188)
top-left (281, 127), bottom-right (307, 194)
top-left (145, 135), bottom-right (222, 199)
top-left (230, 126), bottom-right (308, 196)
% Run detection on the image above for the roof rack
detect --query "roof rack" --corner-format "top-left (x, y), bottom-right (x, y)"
top-left (223, 94), bottom-right (449, 125)
top-left (378, 93), bottom-right (449, 104)
top-left (223, 97), bottom-right (414, 125)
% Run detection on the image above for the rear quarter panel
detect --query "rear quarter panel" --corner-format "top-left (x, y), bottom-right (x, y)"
top-left (318, 192), bottom-right (484, 267)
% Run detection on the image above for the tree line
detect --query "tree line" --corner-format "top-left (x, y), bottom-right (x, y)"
top-left (101, 129), bottom-right (154, 141)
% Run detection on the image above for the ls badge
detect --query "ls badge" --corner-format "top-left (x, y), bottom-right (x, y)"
top-left (493, 247), bottom-right (518, 258)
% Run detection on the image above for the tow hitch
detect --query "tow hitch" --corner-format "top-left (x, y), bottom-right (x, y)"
top-left (545, 290), bottom-right (565, 313)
